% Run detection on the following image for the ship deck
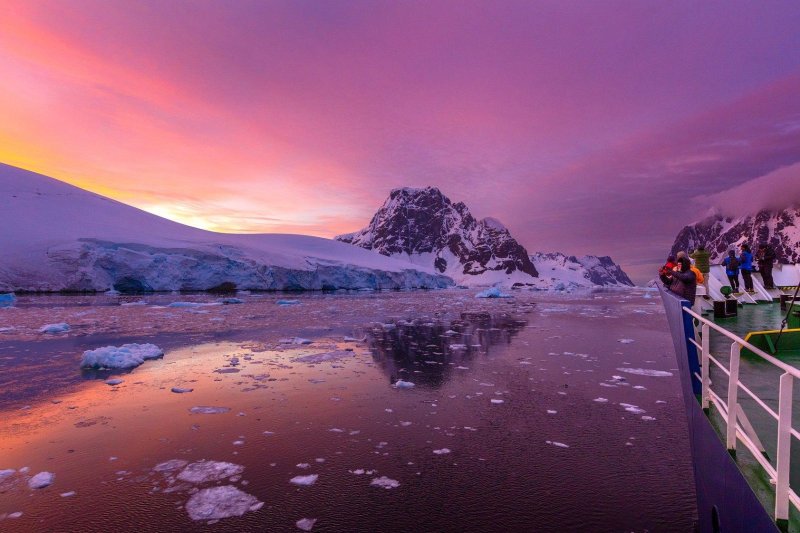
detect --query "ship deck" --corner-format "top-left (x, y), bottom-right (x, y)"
top-left (705, 301), bottom-right (800, 530)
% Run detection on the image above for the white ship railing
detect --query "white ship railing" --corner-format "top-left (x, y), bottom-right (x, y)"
top-left (683, 306), bottom-right (800, 525)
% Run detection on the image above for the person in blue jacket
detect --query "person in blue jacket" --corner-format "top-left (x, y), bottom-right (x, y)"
top-left (722, 250), bottom-right (740, 292)
top-left (739, 243), bottom-right (754, 292)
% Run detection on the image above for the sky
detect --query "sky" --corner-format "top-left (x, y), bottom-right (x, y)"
top-left (1, 1), bottom-right (800, 283)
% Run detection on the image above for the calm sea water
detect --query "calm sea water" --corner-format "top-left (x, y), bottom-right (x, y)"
top-left (0, 290), bottom-right (696, 532)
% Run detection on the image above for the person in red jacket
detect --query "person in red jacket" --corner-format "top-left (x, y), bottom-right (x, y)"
top-left (659, 256), bottom-right (677, 286)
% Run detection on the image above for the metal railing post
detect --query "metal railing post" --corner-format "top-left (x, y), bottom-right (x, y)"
top-left (775, 372), bottom-right (793, 524)
top-left (726, 343), bottom-right (741, 452)
top-left (701, 323), bottom-right (710, 410)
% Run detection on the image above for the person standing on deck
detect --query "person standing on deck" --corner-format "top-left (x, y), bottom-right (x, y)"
top-left (666, 257), bottom-right (697, 304)
top-left (690, 245), bottom-right (710, 293)
top-left (723, 250), bottom-right (740, 292)
top-left (739, 243), bottom-right (754, 292)
top-left (659, 255), bottom-right (677, 286)
top-left (756, 243), bottom-right (776, 289)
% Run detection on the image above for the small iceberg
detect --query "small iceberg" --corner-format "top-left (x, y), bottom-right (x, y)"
top-left (475, 287), bottom-right (511, 299)
top-left (177, 461), bottom-right (244, 484)
top-left (293, 351), bottom-right (354, 364)
top-left (370, 476), bottom-right (400, 489)
top-left (81, 343), bottom-right (164, 369)
top-left (296, 518), bottom-right (318, 531)
top-left (189, 406), bottom-right (231, 415)
top-left (277, 299), bottom-right (301, 306)
top-left (28, 471), bottom-right (55, 489)
top-left (289, 474), bottom-right (318, 486)
top-left (0, 293), bottom-right (16, 308)
top-left (393, 380), bottom-right (415, 389)
top-left (40, 323), bottom-right (70, 334)
top-left (185, 485), bottom-right (263, 521)
top-left (615, 368), bottom-right (673, 377)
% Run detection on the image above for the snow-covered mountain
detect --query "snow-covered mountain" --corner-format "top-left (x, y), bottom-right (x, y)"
top-left (335, 187), bottom-right (539, 287)
top-left (529, 252), bottom-right (634, 289)
top-left (0, 164), bottom-right (452, 292)
top-left (671, 207), bottom-right (800, 263)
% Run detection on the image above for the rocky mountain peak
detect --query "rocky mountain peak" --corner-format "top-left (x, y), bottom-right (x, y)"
top-left (336, 187), bottom-right (538, 284)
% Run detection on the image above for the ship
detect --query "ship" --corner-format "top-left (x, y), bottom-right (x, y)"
top-left (661, 262), bottom-right (800, 532)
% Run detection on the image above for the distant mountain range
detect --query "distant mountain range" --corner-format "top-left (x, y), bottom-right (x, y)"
top-left (0, 164), bottom-right (450, 292)
top-left (336, 187), bottom-right (634, 288)
top-left (671, 207), bottom-right (800, 263)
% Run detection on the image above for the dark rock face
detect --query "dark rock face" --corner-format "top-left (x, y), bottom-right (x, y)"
top-left (336, 187), bottom-right (538, 279)
top-left (671, 208), bottom-right (800, 263)
top-left (529, 252), bottom-right (635, 287)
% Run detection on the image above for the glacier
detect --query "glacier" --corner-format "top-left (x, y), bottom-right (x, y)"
top-left (0, 164), bottom-right (452, 292)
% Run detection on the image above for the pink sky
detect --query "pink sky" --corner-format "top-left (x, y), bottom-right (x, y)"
top-left (2, 1), bottom-right (800, 282)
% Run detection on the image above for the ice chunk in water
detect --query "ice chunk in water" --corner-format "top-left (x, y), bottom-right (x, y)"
top-left (185, 485), bottom-right (263, 521)
top-left (0, 469), bottom-right (15, 481)
top-left (294, 351), bottom-right (354, 364)
top-left (393, 380), bottom-right (415, 389)
top-left (546, 441), bottom-right (569, 448)
top-left (171, 387), bottom-right (194, 393)
top-left (177, 461), bottom-right (244, 484)
top-left (277, 300), bottom-right (301, 306)
top-left (296, 518), bottom-right (318, 531)
top-left (593, 397), bottom-right (609, 403)
top-left (289, 474), bottom-right (318, 486)
top-left (475, 287), bottom-right (511, 298)
top-left (40, 323), bottom-right (70, 334)
top-left (104, 378), bottom-right (123, 386)
top-left (617, 339), bottom-right (635, 344)
top-left (60, 491), bottom-right (76, 497)
top-left (370, 476), bottom-right (400, 489)
top-left (620, 403), bottom-right (646, 414)
top-left (190, 406), bottom-right (231, 415)
top-left (490, 399), bottom-right (504, 404)
top-left (280, 337), bottom-right (312, 345)
top-left (433, 448), bottom-right (451, 455)
top-left (28, 471), bottom-right (55, 489)
top-left (615, 368), bottom-right (673, 377)
top-left (0, 293), bottom-right (15, 308)
top-left (153, 459), bottom-right (189, 473)
top-left (81, 343), bottom-right (163, 369)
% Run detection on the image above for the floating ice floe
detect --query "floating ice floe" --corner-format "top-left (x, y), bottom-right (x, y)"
top-left (547, 410), bottom-right (557, 414)
top-left (280, 337), bottom-right (313, 345)
top-left (60, 491), bottom-right (76, 497)
top-left (620, 403), bottom-right (646, 415)
top-left (219, 298), bottom-right (244, 305)
top-left (293, 350), bottom-right (353, 364)
top-left (104, 378), bottom-right (123, 386)
top-left (289, 474), bottom-right (318, 486)
top-left (642, 416), bottom-right (656, 421)
top-left (167, 302), bottom-right (205, 308)
top-left (277, 300), bottom-right (301, 306)
top-left (0, 469), bottom-right (16, 482)
top-left (0, 293), bottom-right (15, 308)
top-left (40, 323), bottom-right (70, 334)
top-left (296, 518), bottom-right (318, 531)
top-left (400, 421), bottom-right (412, 427)
top-left (449, 344), bottom-right (467, 350)
top-left (475, 287), bottom-right (511, 298)
top-left (171, 387), bottom-right (193, 393)
top-left (545, 441), bottom-right (569, 448)
top-left (615, 368), bottom-right (673, 377)
top-left (28, 471), bottom-right (55, 489)
top-left (433, 448), bottom-right (451, 455)
top-left (490, 399), bottom-right (504, 405)
top-left (370, 476), bottom-right (400, 489)
top-left (185, 485), bottom-right (263, 521)
top-left (153, 459), bottom-right (189, 473)
top-left (189, 406), bottom-right (231, 415)
top-left (393, 380), bottom-right (415, 389)
top-left (81, 343), bottom-right (163, 369)
top-left (617, 339), bottom-right (635, 344)
top-left (593, 397), bottom-right (609, 403)
top-left (177, 461), bottom-right (244, 484)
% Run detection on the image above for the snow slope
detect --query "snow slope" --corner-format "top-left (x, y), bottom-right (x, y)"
top-left (529, 252), bottom-right (634, 289)
top-left (671, 207), bottom-right (800, 263)
top-left (0, 164), bottom-right (452, 292)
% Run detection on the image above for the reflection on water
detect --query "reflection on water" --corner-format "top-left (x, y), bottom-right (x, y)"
top-left (366, 311), bottom-right (529, 387)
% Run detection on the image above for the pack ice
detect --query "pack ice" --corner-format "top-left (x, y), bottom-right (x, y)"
top-left (185, 485), bottom-right (263, 521)
top-left (80, 343), bottom-right (164, 369)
